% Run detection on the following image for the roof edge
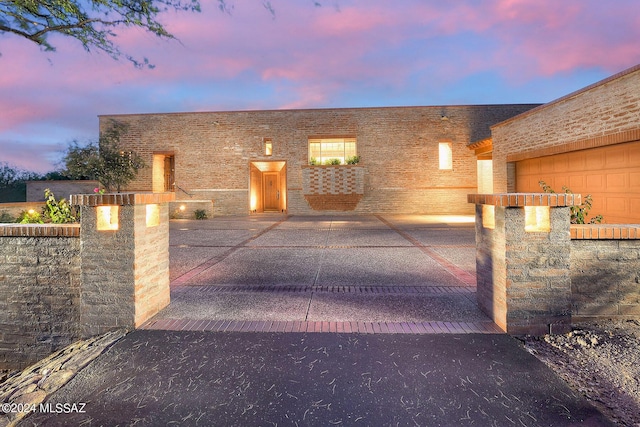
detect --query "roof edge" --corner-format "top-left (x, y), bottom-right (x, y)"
top-left (491, 63), bottom-right (640, 129)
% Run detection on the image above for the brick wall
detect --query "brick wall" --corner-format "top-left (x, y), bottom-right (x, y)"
top-left (302, 165), bottom-right (364, 211)
top-left (470, 194), bottom-right (575, 335)
top-left (0, 193), bottom-right (173, 369)
top-left (101, 104), bottom-right (537, 215)
top-left (571, 225), bottom-right (640, 321)
top-left (72, 193), bottom-right (173, 335)
top-left (0, 225), bottom-right (81, 370)
top-left (26, 180), bottom-right (100, 202)
top-left (471, 194), bottom-right (640, 335)
top-left (492, 65), bottom-right (640, 192)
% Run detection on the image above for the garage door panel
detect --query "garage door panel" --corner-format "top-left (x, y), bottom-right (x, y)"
top-left (586, 174), bottom-right (605, 192)
top-left (553, 155), bottom-right (569, 173)
top-left (540, 160), bottom-right (554, 174)
top-left (604, 146), bottom-right (626, 167)
top-left (569, 175), bottom-right (584, 189)
top-left (604, 197), bottom-right (628, 214)
top-left (629, 143), bottom-right (640, 163)
top-left (515, 140), bottom-right (640, 223)
top-left (519, 159), bottom-right (539, 175)
top-left (606, 172), bottom-right (627, 191)
top-left (567, 153), bottom-right (586, 171)
top-left (585, 154), bottom-right (604, 170)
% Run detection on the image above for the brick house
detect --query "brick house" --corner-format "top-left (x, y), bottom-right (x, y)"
top-left (100, 105), bottom-right (538, 216)
top-left (476, 63), bottom-right (640, 224)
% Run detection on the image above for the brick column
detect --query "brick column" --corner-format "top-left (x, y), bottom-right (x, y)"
top-left (71, 192), bottom-right (175, 337)
top-left (468, 193), bottom-right (578, 335)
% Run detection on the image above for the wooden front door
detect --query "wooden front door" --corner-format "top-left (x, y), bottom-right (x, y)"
top-left (263, 172), bottom-right (279, 211)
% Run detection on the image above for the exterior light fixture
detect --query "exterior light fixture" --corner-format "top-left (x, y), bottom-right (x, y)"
top-left (179, 205), bottom-right (186, 211)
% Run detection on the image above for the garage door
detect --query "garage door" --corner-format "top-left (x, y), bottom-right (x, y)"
top-left (516, 140), bottom-right (640, 223)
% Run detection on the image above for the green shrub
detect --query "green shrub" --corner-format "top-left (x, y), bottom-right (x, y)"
top-left (43, 189), bottom-right (78, 223)
top-left (309, 157), bottom-right (318, 165)
top-left (346, 155), bottom-right (360, 165)
top-left (324, 158), bottom-right (342, 165)
top-left (194, 209), bottom-right (208, 220)
top-left (18, 210), bottom-right (43, 224)
top-left (539, 180), bottom-right (603, 224)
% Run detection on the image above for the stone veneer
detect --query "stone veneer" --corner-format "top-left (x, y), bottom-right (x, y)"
top-left (570, 224), bottom-right (640, 322)
top-left (0, 225), bottom-right (81, 370)
top-left (469, 193), bottom-right (578, 335)
top-left (0, 192), bottom-right (174, 369)
top-left (470, 193), bottom-right (640, 335)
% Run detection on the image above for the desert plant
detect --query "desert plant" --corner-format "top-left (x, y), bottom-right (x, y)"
top-left (346, 155), bottom-right (360, 165)
top-left (539, 180), bottom-right (603, 224)
top-left (43, 189), bottom-right (78, 223)
top-left (194, 209), bottom-right (208, 220)
top-left (324, 158), bottom-right (342, 165)
top-left (18, 209), bottom-right (43, 224)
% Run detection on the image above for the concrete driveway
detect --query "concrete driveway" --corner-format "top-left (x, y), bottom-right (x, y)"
top-left (20, 215), bottom-right (614, 426)
top-left (144, 214), bottom-right (497, 333)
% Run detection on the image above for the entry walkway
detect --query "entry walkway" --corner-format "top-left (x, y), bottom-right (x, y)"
top-left (142, 214), bottom-right (499, 334)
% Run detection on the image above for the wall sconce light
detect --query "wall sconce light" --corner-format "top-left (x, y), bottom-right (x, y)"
top-left (146, 204), bottom-right (160, 227)
top-left (179, 205), bottom-right (186, 211)
top-left (441, 115), bottom-right (449, 121)
top-left (97, 206), bottom-right (119, 231)
top-left (525, 206), bottom-right (550, 232)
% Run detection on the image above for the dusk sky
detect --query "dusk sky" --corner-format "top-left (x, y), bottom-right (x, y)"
top-left (1, 0), bottom-right (639, 173)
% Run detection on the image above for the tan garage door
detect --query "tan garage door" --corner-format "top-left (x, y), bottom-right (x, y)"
top-left (516, 140), bottom-right (640, 223)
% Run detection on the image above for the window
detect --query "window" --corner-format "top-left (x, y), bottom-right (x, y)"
top-left (439, 142), bottom-right (453, 170)
top-left (264, 138), bottom-right (273, 156)
top-left (309, 137), bottom-right (357, 165)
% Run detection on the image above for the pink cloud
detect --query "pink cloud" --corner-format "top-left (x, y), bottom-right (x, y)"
top-left (2, 0), bottom-right (640, 176)
top-left (484, 0), bottom-right (640, 80)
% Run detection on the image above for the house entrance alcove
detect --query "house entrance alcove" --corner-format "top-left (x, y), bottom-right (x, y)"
top-left (250, 161), bottom-right (287, 213)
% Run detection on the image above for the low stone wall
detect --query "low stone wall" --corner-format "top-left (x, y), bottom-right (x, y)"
top-left (570, 224), bottom-right (640, 322)
top-left (470, 193), bottom-right (640, 335)
top-left (0, 193), bottom-right (174, 370)
top-left (0, 225), bottom-right (81, 370)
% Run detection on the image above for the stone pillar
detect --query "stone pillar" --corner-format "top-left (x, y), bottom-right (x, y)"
top-left (71, 192), bottom-right (175, 337)
top-left (468, 193), bottom-right (578, 335)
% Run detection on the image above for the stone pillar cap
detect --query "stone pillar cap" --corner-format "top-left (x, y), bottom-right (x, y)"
top-left (71, 192), bottom-right (176, 206)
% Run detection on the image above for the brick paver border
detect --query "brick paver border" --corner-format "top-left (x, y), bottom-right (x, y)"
top-left (140, 318), bottom-right (503, 334)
